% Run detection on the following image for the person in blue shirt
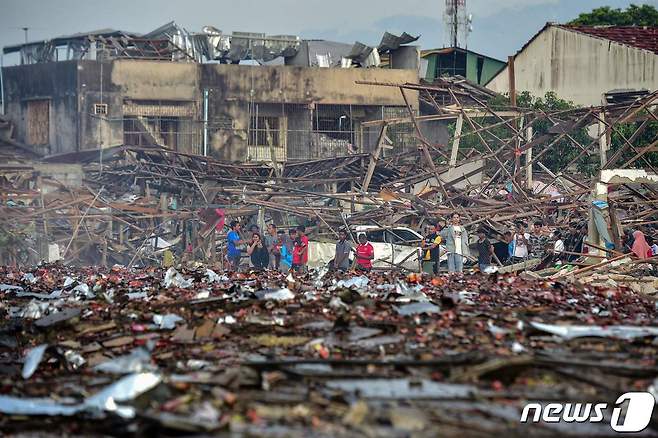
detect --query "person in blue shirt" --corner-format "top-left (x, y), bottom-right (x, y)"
top-left (226, 221), bottom-right (244, 271)
top-left (279, 241), bottom-right (293, 272)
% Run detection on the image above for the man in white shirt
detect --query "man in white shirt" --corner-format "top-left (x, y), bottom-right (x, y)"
top-left (440, 212), bottom-right (469, 273)
top-left (511, 222), bottom-right (530, 263)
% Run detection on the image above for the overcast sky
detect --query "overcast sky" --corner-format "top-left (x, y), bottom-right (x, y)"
top-left (2, 0), bottom-right (656, 64)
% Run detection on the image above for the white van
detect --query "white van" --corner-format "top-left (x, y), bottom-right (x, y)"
top-left (308, 225), bottom-right (442, 272)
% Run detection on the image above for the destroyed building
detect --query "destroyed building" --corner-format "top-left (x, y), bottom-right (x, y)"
top-left (421, 47), bottom-right (505, 86)
top-left (0, 24), bottom-right (421, 162)
top-left (487, 23), bottom-right (658, 106)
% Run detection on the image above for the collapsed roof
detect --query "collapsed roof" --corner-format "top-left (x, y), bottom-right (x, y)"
top-left (3, 21), bottom-right (419, 68)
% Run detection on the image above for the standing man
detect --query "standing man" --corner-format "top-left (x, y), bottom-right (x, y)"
top-left (292, 225), bottom-right (309, 272)
top-left (510, 222), bottom-right (530, 264)
top-left (476, 229), bottom-right (494, 272)
top-left (355, 233), bottom-right (374, 272)
top-left (441, 212), bottom-right (469, 273)
top-left (286, 228), bottom-right (297, 255)
top-left (529, 221), bottom-right (549, 260)
top-left (264, 223), bottom-right (279, 269)
top-left (226, 221), bottom-right (244, 271)
top-left (493, 231), bottom-right (512, 265)
top-left (333, 229), bottom-right (352, 271)
top-left (552, 231), bottom-right (565, 263)
top-left (421, 223), bottom-right (442, 274)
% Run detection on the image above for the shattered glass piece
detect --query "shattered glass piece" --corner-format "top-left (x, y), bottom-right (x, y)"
top-left (395, 281), bottom-right (428, 302)
top-left (458, 291), bottom-right (478, 304)
top-left (0, 395), bottom-right (80, 416)
top-left (261, 288), bottom-right (295, 301)
top-left (22, 273), bottom-right (38, 284)
top-left (333, 276), bottom-right (369, 290)
top-left (93, 348), bottom-right (154, 374)
top-left (22, 344), bottom-right (48, 379)
top-left (63, 349), bottom-right (86, 370)
top-left (15, 291), bottom-right (54, 300)
top-left (487, 321), bottom-right (510, 337)
top-left (217, 315), bottom-right (236, 324)
top-left (329, 296), bottom-right (348, 309)
top-left (326, 378), bottom-right (475, 399)
top-left (72, 283), bottom-right (94, 298)
top-left (163, 267), bottom-right (193, 289)
top-left (84, 372), bottom-right (162, 418)
top-left (530, 321), bottom-right (658, 340)
top-left (17, 300), bottom-right (49, 319)
top-left (127, 291), bottom-right (148, 300)
top-left (183, 359), bottom-right (211, 370)
top-left (153, 314), bottom-right (184, 330)
top-left (347, 326), bottom-right (382, 341)
top-left (195, 289), bottom-right (210, 299)
top-left (351, 334), bottom-right (404, 348)
top-left (395, 302), bottom-right (440, 316)
top-left (0, 284), bottom-right (24, 292)
top-left (190, 400), bottom-right (221, 425)
top-left (206, 269), bottom-right (228, 283)
top-left (63, 276), bottom-right (75, 288)
top-left (35, 307), bottom-right (81, 328)
top-left (314, 266), bottom-right (329, 287)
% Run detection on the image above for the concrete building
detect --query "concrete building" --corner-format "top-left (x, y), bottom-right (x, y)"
top-left (1, 29), bottom-right (419, 162)
top-left (421, 47), bottom-right (505, 86)
top-left (486, 24), bottom-right (658, 106)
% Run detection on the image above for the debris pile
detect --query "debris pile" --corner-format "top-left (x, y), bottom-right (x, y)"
top-left (1, 265), bottom-right (657, 435)
top-left (2, 85), bottom-right (656, 287)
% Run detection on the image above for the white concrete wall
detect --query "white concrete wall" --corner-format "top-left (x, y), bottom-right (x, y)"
top-left (487, 25), bottom-right (658, 106)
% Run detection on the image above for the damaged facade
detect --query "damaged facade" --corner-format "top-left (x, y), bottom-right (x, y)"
top-left (1, 25), bottom-right (421, 161)
top-left (487, 24), bottom-right (658, 106)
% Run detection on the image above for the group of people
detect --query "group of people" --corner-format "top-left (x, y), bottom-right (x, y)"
top-left (225, 215), bottom-right (657, 274)
top-left (225, 221), bottom-right (377, 273)
top-left (226, 222), bottom-right (309, 272)
top-left (420, 213), bottom-right (473, 274)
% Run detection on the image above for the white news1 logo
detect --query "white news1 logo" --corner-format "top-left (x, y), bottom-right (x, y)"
top-left (520, 392), bottom-right (656, 433)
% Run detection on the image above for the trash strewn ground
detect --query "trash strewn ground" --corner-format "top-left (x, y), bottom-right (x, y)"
top-left (1, 264), bottom-right (657, 436)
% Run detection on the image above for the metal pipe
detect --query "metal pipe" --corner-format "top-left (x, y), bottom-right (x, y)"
top-left (202, 88), bottom-right (208, 156)
top-left (0, 54), bottom-right (5, 115)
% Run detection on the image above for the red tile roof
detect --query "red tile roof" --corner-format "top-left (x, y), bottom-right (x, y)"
top-left (560, 25), bottom-right (658, 54)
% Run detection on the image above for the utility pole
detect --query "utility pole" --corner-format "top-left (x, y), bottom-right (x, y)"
top-left (452, 4), bottom-right (458, 47)
top-left (22, 27), bottom-right (29, 43)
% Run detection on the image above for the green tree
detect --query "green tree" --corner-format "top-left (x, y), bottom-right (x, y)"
top-left (568, 4), bottom-right (658, 26)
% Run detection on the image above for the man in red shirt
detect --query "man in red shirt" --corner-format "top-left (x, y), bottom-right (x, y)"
top-left (292, 225), bottom-right (309, 272)
top-left (355, 233), bottom-right (374, 272)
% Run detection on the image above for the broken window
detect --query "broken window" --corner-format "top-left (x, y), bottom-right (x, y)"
top-left (313, 105), bottom-right (353, 143)
top-left (26, 99), bottom-right (50, 146)
top-left (248, 116), bottom-right (281, 147)
top-left (94, 103), bottom-right (108, 115)
top-left (122, 100), bottom-right (200, 153)
top-left (310, 105), bottom-right (357, 158)
top-left (436, 50), bottom-right (466, 78)
top-left (365, 230), bottom-right (385, 243)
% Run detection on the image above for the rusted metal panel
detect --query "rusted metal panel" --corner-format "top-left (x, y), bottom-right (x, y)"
top-left (26, 99), bottom-right (50, 145)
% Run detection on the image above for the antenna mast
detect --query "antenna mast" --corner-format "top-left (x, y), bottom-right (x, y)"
top-left (443, 0), bottom-right (472, 48)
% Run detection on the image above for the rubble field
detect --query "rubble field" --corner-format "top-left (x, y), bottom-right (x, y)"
top-left (1, 264), bottom-right (657, 437)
